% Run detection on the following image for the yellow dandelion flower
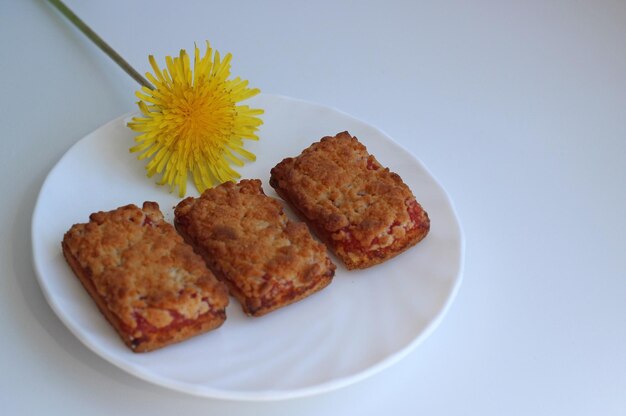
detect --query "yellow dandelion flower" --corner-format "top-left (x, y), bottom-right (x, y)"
top-left (127, 42), bottom-right (263, 197)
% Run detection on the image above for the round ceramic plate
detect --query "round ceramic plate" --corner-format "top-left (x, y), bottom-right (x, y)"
top-left (32, 94), bottom-right (463, 401)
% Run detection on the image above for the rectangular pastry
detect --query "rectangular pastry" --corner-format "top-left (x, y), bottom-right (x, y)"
top-left (270, 131), bottom-right (430, 270)
top-left (174, 179), bottom-right (335, 317)
top-left (62, 202), bottom-right (229, 352)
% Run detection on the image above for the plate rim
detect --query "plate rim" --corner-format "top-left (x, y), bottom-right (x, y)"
top-left (31, 93), bottom-right (464, 401)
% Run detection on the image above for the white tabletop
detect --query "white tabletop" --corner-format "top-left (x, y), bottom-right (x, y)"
top-left (1, 1), bottom-right (625, 414)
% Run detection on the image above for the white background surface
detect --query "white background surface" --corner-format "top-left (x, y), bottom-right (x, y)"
top-left (1, 0), bottom-right (624, 414)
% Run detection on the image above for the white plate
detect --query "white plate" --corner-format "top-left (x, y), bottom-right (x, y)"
top-left (32, 94), bottom-right (463, 401)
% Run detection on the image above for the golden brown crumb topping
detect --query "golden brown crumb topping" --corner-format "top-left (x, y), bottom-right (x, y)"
top-left (174, 180), bottom-right (335, 310)
top-left (270, 131), bottom-right (424, 252)
top-left (62, 202), bottom-right (229, 332)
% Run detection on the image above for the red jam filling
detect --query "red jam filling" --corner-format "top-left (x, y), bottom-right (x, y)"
top-left (366, 158), bottom-right (380, 170)
top-left (406, 199), bottom-right (424, 224)
top-left (336, 200), bottom-right (422, 256)
top-left (129, 298), bottom-right (214, 347)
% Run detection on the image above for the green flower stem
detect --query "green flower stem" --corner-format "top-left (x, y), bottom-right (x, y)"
top-left (48, 0), bottom-right (154, 89)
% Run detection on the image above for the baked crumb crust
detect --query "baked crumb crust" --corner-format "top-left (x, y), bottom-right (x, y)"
top-left (270, 131), bottom-right (430, 269)
top-left (62, 202), bottom-right (229, 352)
top-left (174, 179), bottom-right (335, 317)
